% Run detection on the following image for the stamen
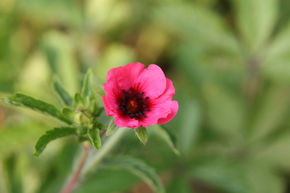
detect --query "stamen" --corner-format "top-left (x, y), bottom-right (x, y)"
top-left (118, 88), bottom-right (150, 120)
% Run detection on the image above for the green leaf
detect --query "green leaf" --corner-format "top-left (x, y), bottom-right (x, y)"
top-left (3, 154), bottom-right (23, 193)
top-left (190, 157), bottom-right (284, 193)
top-left (62, 107), bottom-right (73, 118)
top-left (103, 156), bottom-right (165, 193)
top-left (151, 125), bottom-right (179, 155)
top-left (243, 161), bottom-right (284, 193)
top-left (263, 22), bottom-right (290, 83)
top-left (252, 131), bottom-right (290, 170)
top-left (81, 69), bottom-right (93, 98)
top-left (88, 128), bottom-right (102, 149)
top-left (135, 127), bottom-right (148, 144)
top-left (156, 2), bottom-right (240, 55)
top-left (177, 100), bottom-right (201, 154)
top-left (232, 0), bottom-right (278, 51)
top-left (106, 118), bottom-right (118, 136)
top-left (73, 169), bottom-right (138, 193)
top-left (6, 93), bottom-right (73, 124)
top-left (264, 21), bottom-right (290, 63)
top-left (250, 85), bottom-right (290, 142)
top-left (42, 32), bottom-right (79, 93)
top-left (34, 127), bottom-right (76, 156)
top-left (203, 84), bottom-right (245, 141)
top-left (74, 93), bottom-right (83, 106)
top-left (0, 122), bottom-right (46, 159)
top-left (190, 157), bottom-right (247, 193)
top-left (167, 176), bottom-right (191, 193)
top-left (54, 79), bottom-right (73, 106)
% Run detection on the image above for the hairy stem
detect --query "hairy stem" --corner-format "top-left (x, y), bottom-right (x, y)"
top-left (60, 144), bottom-right (91, 193)
top-left (59, 127), bottom-right (129, 193)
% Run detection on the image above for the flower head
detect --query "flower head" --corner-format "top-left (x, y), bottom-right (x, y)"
top-left (103, 63), bottom-right (178, 128)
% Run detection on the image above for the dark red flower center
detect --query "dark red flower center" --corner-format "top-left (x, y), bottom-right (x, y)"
top-left (118, 88), bottom-right (150, 119)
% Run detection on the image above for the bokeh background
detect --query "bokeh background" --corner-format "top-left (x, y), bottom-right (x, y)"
top-left (1, 0), bottom-right (290, 192)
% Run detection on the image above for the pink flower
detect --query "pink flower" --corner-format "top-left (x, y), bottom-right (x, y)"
top-left (103, 63), bottom-right (178, 128)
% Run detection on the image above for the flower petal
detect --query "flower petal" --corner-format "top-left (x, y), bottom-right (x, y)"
top-left (140, 100), bottom-right (179, 127)
top-left (103, 62), bottom-right (178, 128)
top-left (103, 82), bottom-right (121, 116)
top-left (157, 100), bottom-right (179, 124)
top-left (156, 79), bottom-right (176, 102)
top-left (107, 62), bottom-right (145, 90)
top-left (114, 116), bottom-right (140, 128)
top-left (135, 64), bottom-right (167, 99)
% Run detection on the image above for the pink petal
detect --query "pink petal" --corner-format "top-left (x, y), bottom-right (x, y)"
top-left (107, 62), bottom-right (145, 90)
top-left (157, 100), bottom-right (179, 124)
top-left (103, 82), bottom-right (121, 116)
top-left (135, 64), bottom-right (167, 99)
top-left (114, 116), bottom-right (140, 128)
top-left (103, 62), bottom-right (178, 128)
top-left (156, 79), bottom-right (176, 102)
top-left (103, 96), bottom-right (112, 116)
top-left (103, 96), bottom-right (115, 116)
top-left (140, 100), bottom-right (179, 127)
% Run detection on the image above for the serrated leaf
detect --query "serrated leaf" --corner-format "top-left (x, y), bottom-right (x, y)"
top-left (6, 93), bottom-right (73, 124)
top-left (81, 69), bottom-right (93, 98)
top-left (34, 127), bottom-right (76, 156)
top-left (54, 79), bottom-right (73, 106)
top-left (103, 156), bottom-right (165, 193)
top-left (135, 127), bottom-right (148, 144)
top-left (152, 125), bottom-right (179, 155)
top-left (88, 128), bottom-right (102, 149)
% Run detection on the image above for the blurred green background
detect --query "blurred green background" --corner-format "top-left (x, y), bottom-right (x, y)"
top-left (1, 0), bottom-right (290, 192)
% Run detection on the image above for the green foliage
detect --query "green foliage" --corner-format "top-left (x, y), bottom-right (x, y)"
top-left (81, 69), bottom-right (93, 99)
top-left (4, 68), bottom-right (111, 155)
top-left (88, 128), bottom-right (102, 149)
top-left (3, 154), bottom-right (23, 193)
top-left (176, 100), bottom-right (201, 155)
top-left (74, 93), bottom-right (83, 107)
top-left (190, 158), bottom-right (247, 193)
top-left (151, 125), bottom-right (179, 155)
top-left (135, 127), bottom-right (148, 144)
top-left (232, 0), bottom-right (278, 52)
top-left (54, 79), bottom-right (73, 106)
top-left (5, 94), bottom-right (73, 124)
top-left (34, 127), bottom-right (76, 156)
top-left (103, 156), bottom-right (165, 193)
top-left (74, 169), bottom-right (138, 193)
top-left (2, 0), bottom-right (290, 192)
top-left (105, 118), bottom-right (118, 136)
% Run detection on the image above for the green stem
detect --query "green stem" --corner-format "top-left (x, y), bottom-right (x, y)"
top-left (60, 144), bottom-right (91, 193)
top-left (59, 127), bottom-right (129, 193)
top-left (81, 127), bottom-right (129, 176)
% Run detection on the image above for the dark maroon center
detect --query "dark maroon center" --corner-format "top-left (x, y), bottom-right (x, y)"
top-left (118, 88), bottom-right (150, 119)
